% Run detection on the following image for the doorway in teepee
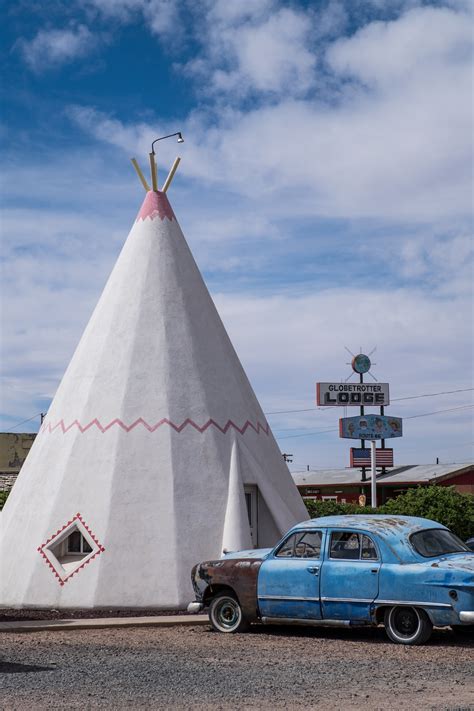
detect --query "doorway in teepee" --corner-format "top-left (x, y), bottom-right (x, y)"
top-left (244, 485), bottom-right (258, 547)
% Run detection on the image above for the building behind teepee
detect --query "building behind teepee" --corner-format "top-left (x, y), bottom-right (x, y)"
top-left (0, 150), bottom-right (308, 609)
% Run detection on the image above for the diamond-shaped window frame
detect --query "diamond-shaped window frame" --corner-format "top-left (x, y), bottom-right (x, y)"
top-left (38, 513), bottom-right (105, 586)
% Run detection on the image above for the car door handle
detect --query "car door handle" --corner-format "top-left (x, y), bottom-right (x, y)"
top-left (307, 566), bottom-right (320, 575)
top-left (370, 569), bottom-right (379, 574)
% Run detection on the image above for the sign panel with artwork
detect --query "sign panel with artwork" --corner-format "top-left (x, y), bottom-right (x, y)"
top-left (339, 415), bottom-right (402, 440)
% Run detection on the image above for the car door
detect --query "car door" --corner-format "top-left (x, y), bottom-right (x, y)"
top-left (257, 529), bottom-right (324, 620)
top-left (320, 530), bottom-right (380, 621)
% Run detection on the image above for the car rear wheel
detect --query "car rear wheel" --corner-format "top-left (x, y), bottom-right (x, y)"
top-left (209, 593), bottom-right (249, 633)
top-left (384, 606), bottom-right (432, 645)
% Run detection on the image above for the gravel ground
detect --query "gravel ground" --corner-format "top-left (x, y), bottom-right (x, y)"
top-left (0, 609), bottom-right (189, 622)
top-left (0, 623), bottom-right (472, 710)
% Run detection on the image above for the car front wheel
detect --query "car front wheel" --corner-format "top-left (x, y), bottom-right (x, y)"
top-left (209, 593), bottom-right (249, 633)
top-left (384, 606), bottom-right (433, 645)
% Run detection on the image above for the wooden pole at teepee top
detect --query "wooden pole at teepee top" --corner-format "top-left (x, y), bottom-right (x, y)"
top-left (131, 158), bottom-right (150, 192)
top-left (162, 157), bottom-right (181, 193)
top-left (149, 153), bottom-right (158, 191)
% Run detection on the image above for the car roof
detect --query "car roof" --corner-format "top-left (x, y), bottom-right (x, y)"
top-left (292, 514), bottom-right (446, 538)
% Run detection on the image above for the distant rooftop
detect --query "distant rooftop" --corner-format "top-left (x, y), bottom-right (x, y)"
top-left (292, 462), bottom-right (473, 487)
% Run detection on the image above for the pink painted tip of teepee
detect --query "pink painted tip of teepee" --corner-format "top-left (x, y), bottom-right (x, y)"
top-left (136, 191), bottom-right (176, 223)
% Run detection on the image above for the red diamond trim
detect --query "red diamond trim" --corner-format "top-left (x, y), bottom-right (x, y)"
top-left (37, 513), bottom-right (105, 586)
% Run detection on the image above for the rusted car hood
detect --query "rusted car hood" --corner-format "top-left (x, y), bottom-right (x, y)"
top-left (222, 548), bottom-right (272, 560)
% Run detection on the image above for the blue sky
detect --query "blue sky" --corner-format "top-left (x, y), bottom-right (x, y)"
top-left (1, 0), bottom-right (472, 470)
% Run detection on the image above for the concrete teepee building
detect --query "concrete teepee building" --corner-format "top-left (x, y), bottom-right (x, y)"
top-left (0, 151), bottom-right (308, 609)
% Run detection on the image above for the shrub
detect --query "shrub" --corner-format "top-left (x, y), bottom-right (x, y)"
top-left (381, 485), bottom-right (474, 540)
top-left (0, 489), bottom-right (10, 510)
top-left (304, 485), bottom-right (474, 540)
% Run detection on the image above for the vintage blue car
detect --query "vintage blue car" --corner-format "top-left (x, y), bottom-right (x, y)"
top-left (188, 515), bottom-right (474, 645)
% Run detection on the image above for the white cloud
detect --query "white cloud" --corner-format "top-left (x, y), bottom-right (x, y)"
top-left (84, 0), bottom-right (179, 39)
top-left (66, 104), bottom-right (156, 155)
top-left (17, 24), bottom-right (96, 71)
top-left (3, 0), bottom-right (473, 469)
top-left (67, 2), bottom-right (473, 222)
top-left (143, 0), bottom-right (179, 37)
top-left (313, 0), bottom-right (348, 40)
top-left (188, 5), bottom-right (317, 98)
top-left (214, 288), bottom-right (473, 467)
top-left (84, 0), bottom-right (146, 21)
top-left (326, 5), bottom-right (472, 87)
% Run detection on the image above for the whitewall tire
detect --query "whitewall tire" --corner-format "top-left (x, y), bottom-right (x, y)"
top-left (209, 593), bottom-right (249, 633)
top-left (384, 606), bottom-right (432, 645)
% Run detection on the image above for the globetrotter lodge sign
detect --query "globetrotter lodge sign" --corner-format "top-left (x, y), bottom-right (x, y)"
top-left (316, 353), bottom-right (402, 476)
top-left (316, 382), bottom-right (390, 407)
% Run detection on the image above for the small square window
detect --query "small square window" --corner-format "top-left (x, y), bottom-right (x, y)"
top-left (38, 514), bottom-right (104, 585)
top-left (66, 530), bottom-right (92, 554)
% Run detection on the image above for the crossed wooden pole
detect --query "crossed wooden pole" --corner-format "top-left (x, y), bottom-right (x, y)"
top-left (130, 154), bottom-right (181, 193)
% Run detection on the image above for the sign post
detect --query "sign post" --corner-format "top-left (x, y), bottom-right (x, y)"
top-left (317, 352), bottom-right (403, 502)
top-left (370, 440), bottom-right (377, 508)
top-left (340, 414), bottom-right (402, 507)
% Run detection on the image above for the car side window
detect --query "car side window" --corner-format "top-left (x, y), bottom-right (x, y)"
top-left (330, 531), bottom-right (378, 561)
top-left (330, 532), bottom-right (361, 560)
top-left (276, 531), bottom-right (322, 559)
top-left (294, 531), bottom-right (322, 559)
top-left (276, 533), bottom-right (298, 557)
top-left (361, 534), bottom-right (378, 560)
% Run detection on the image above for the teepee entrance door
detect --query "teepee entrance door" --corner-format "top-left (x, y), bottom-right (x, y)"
top-left (244, 485), bottom-right (258, 547)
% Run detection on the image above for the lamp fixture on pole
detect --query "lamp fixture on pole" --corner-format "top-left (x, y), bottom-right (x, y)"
top-left (151, 132), bottom-right (184, 155)
top-left (148, 132), bottom-right (184, 192)
top-left (131, 132), bottom-right (184, 194)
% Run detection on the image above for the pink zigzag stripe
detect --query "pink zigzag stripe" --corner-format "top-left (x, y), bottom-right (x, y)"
top-left (41, 417), bottom-right (269, 436)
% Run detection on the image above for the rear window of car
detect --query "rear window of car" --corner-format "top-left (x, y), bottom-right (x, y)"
top-left (410, 529), bottom-right (470, 558)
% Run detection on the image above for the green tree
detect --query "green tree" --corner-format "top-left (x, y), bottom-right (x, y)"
top-left (304, 485), bottom-right (474, 540)
top-left (381, 485), bottom-right (474, 540)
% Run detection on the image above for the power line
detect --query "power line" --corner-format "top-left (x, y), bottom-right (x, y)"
top-left (5, 388), bottom-right (473, 435)
top-left (266, 407), bottom-right (319, 415)
top-left (274, 404), bottom-right (473, 439)
top-left (6, 413), bottom-right (44, 433)
top-left (277, 428), bottom-right (338, 440)
top-left (405, 404), bottom-right (474, 419)
top-left (264, 387), bottom-right (473, 416)
top-left (392, 388), bottom-right (474, 402)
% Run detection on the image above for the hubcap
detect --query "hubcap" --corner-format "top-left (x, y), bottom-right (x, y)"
top-left (392, 607), bottom-right (419, 637)
top-left (215, 599), bottom-right (240, 629)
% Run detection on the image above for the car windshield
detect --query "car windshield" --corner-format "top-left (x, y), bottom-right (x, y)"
top-left (410, 529), bottom-right (470, 558)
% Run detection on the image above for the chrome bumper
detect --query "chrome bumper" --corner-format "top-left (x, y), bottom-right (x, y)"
top-left (187, 601), bottom-right (203, 614)
top-left (459, 611), bottom-right (474, 623)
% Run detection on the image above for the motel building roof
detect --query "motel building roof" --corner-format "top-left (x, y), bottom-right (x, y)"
top-left (292, 462), bottom-right (474, 490)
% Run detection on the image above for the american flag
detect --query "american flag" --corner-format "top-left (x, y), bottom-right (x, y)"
top-left (350, 448), bottom-right (394, 467)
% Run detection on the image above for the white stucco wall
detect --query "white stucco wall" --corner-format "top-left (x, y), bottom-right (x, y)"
top-left (0, 191), bottom-right (308, 609)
